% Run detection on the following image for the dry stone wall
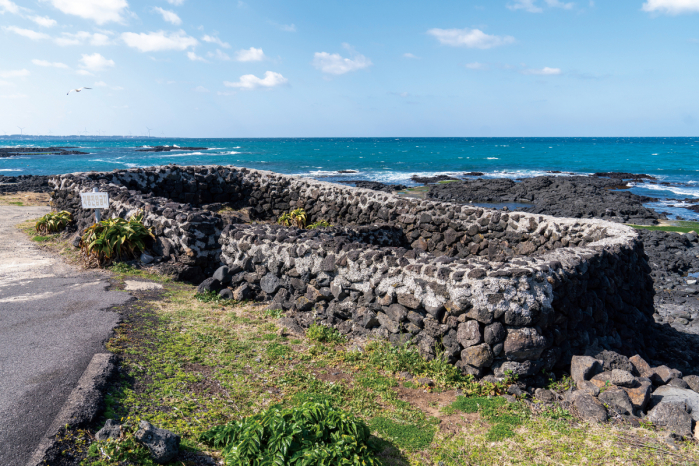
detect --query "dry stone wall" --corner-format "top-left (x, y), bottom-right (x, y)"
top-left (49, 165), bottom-right (655, 378)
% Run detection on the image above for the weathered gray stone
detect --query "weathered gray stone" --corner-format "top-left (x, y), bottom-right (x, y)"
top-left (574, 394), bottom-right (608, 423)
top-left (650, 366), bottom-right (683, 386)
top-left (483, 322), bottom-right (506, 346)
top-left (650, 386), bottom-right (699, 422)
top-left (377, 312), bottom-right (400, 334)
top-left (233, 283), bottom-right (251, 301)
top-left (397, 293), bottom-right (420, 309)
top-left (629, 354), bottom-right (653, 378)
top-left (622, 381), bottom-right (652, 412)
top-left (535, 388), bottom-right (556, 403)
top-left (595, 350), bottom-right (633, 372)
top-left (504, 327), bottom-right (547, 361)
top-left (218, 288), bottom-right (234, 299)
top-left (95, 419), bottom-right (121, 441)
top-left (456, 320), bottom-right (481, 348)
top-left (683, 375), bottom-right (699, 394)
top-left (667, 378), bottom-right (691, 389)
top-left (646, 402), bottom-right (694, 438)
top-left (385, 303), bottom-right (408, 322)
top-left (212, 265), bottom-right (232, 285)
top-left (610, 369), bottom-right (635, 388)
top-left (460, 343), bottom-right (494, 368)
top-left (571, 356), bottom-right (603, 388)
top-left (134, 420), bottom-right (180, 464)
top-left (197, 277), bottom-right (221, 294)
top-left (599, 389), bottom-right (634, 415)
top-left (579, 380), bottom-right (600, 397)
top-left (260, 273), bottom-right (282, 294)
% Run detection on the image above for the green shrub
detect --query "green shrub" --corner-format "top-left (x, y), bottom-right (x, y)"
top-left (80, 212), bottom-right (153, 266)
top-left (263, 308), bottom-right (284, 319)
top-left (199, 401), bottom-right (380, 465)
top-left (308, 220), bottom-right (333, 229)
top-left (277, 208), bottom-right (307, 229)
top-left (306, 323), bottom-right (345, 344)
top-left (35, 210), bottom-right (72, 234)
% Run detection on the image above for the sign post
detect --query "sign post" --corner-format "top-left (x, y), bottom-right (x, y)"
top-left (80, 187), bottom-right (110, 224)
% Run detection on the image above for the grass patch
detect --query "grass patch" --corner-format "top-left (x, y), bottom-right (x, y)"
top-left (628, 220), bottom-right (699, 234)
top-left (369, 417), bottom-right (436, 452)
top-left (31, 234), bottom-right (56, 242)
top-left (437, 180), bottom-right (459, 184)
top-left (306, 323), bottom-right (345, 344)
top-left (8, 201), bottom-right (23, 206)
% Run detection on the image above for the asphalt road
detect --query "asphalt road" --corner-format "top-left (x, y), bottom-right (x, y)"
top-left (0, 206), bottom-right (131, 465)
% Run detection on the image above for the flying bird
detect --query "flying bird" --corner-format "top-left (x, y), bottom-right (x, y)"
top-left (67, 87), bottom-right (92, 95)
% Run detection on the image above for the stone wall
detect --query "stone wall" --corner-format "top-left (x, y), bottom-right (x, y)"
top-left (49, 165), bottom-right (655, 377)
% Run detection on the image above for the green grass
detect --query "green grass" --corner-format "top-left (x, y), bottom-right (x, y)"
top-left (369, 417), bottom-right (436, 452)
top-left (8, 201), bottom-right (23, 206)
top-left (45, 262), bottom-right (699, 466)
top-left (31, 235), bottom-right (55, 242)
top-left (306, 323), bottom-right (346, 344)
top-left (436, 180), bottom-right (459, 184)
top-left (628, 220), bottom-right (699, 234)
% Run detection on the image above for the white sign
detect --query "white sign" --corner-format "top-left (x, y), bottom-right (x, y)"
top-left (80, 191), bottom-right (110, 209)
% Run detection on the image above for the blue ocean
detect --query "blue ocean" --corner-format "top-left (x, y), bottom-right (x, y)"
top-left (2, 136), bottom-right (699, 219)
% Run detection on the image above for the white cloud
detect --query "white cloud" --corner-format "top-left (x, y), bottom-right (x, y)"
top-left (55, 31), bottom-right (111, 46)
top-left (153, 7), bottom-right (181, 25)
top-left (642, 0), bottom-right (699, 14)
top-left (0, 93), bottom-right (27, 99)
top-left (545, 0), bottom-right (575, 8)
top-left (312, 46), bottom-right (372, 75)
top-left (4, 26), bottom-right (50, 40)
top-left (508, 0), bottom-right (575, 12)
top-left (224, 71), bottom-right (288, 89)
top-left (166, 0), bottom-right (184, 4)
top-left (427, 28), bottom-right (515, 49)
top-left (0, 0), bottom-right (20, 14)
top-left (235, 47), bottom-right (265, 61)
top-left (30, 16), bottom-right (57, 27)
top-left (217, 90), bottom-right (236, 96)
top-left (403, 53), bottom-right (420, 59)
top-left (76, 69), bottom-right (93, 76)
top-left (47, 0), bottom-right (129, 25)
top-left (465, 62), bottom-right (489, 70)
top-left (522, 66), bottom-right (562, 75)
top-left (122, 30), bottom-right (198, 52)
top-left (207, 49), bottom-right (230, 60)
top-left (202, 34), bottom-right (230, 48)
top-left (0, 80), bottom-right (13, 86)
top-left (79, 52), bottom-right (115, 72)
top-left (194, 85), bottom-right (209, 92)
top-left (0, 69), bottom-right (29, 78)
top-left (187, 51), bottom-right (207, 62)
top-left (94, 80), bottom-right (108, 86)
top-left (32, 59), bottom-right (69, 68)
top-left (508, 0), bottom-right (543, 12)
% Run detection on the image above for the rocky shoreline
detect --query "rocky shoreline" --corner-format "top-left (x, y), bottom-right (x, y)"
top-left (0, 147), bottom-right (89, 157)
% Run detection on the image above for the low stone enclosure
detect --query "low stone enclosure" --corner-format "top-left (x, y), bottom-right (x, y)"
top-left (50, 165), bottom-right (655, 379)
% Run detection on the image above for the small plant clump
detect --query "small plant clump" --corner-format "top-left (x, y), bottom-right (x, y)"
top-left (199, 401), bottom-right (381, 466)
top-left (35, 210), bottom-right (72, 234)
top-left (277, 208), bottom-right (308, 229)
top-left (306, 323), bottom-right (346, 344)
top-left (307, 220), bottom-right (333, 229)
top-left (80, 211), bottom-right (154, 266)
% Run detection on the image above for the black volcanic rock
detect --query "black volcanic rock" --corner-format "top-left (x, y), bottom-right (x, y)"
top-left (411, 175), bottom-right (459, 184)
top-left (136, 146), bottom-right (208, 152)
top-left (0, 147), bottom-right (89, 157)
top-left (341, 181), bottom-right (408, 193)
top-left (0, 175), bottom-right (51, 193)
top-left (426, 175), bottom-right (662, 225)
top-left (593, 172), bottom-right (656, 181)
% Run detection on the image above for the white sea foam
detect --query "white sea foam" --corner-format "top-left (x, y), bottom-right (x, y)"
top-left (0, 168), bottom-right (22, 172)
top-left (632, 183), bottom-right (699, 198)
top-left (487, 157), bottom-right (499, 160)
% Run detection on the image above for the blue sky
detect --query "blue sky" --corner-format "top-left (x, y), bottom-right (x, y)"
top-left (1, 0), bottom-right (698, 137)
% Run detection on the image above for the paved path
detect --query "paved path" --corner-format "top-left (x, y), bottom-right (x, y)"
top-left (0, 206), bottom-right (131, 465)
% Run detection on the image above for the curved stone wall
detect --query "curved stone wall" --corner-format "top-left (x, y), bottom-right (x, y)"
top-left (49, 165), bottom-right (655, 377)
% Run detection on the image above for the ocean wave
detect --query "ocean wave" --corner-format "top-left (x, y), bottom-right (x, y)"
top-left (0, 168), bottom-right (23, 172)
top-left (305, 169), bottom-right (361, 177)
top-left (487, 157), bottom-right (499, 160)
top-left (631, 183), bottom-right (699, 198)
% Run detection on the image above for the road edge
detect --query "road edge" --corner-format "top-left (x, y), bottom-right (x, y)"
top-left (26, 353), bottom-right (117, 466)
